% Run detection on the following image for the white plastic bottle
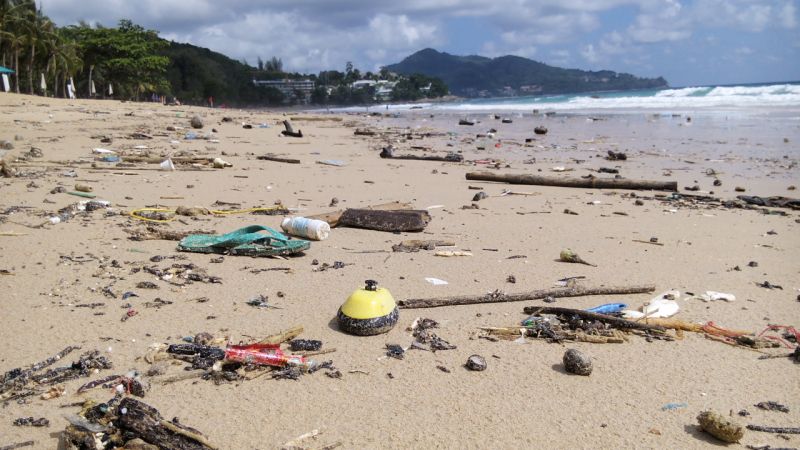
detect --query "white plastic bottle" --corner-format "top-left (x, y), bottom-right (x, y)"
top-left (281, 217), bottom-right (330, 241)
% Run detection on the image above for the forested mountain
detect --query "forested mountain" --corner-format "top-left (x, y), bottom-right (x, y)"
top-left (386, 48), bottom-right (668, 97)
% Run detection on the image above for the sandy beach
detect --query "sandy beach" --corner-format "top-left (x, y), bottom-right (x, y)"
top-left (0, 93), bottom-right (798, 449)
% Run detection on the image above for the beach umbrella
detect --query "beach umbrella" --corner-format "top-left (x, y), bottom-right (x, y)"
top-left (0, 66), bottom-right (14, 74)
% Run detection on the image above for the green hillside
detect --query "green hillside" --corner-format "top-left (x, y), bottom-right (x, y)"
top-left (386, 48), bottom-right (668, 97)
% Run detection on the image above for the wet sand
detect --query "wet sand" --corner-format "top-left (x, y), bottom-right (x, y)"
top-left (0, 93), bottom-right (798, 449)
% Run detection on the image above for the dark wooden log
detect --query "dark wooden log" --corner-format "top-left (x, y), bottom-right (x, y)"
top-left (380, 147), bottom-right (463, 162)
top-left (281, 120), bottom-right (303, 138)
top-left (256, 154), bottom-right (301, 164)
top-left (521, 306), bottom-right (665, 332)
top-left (398, 284), bottom-right (655, 309)
top-left (307, 201), bottom-right (412, 227)
top-left (117, 398), bottom-right (216, 450)
top-left (338, 209), bottom-right (431, 232)
top-left (466, 171), bottom-right (677, 191)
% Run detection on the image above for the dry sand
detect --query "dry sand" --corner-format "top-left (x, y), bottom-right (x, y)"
top-left (0, 93), bottom-right (798, 449)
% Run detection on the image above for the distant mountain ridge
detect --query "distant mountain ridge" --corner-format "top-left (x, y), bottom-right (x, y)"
top-left (386, 48), bottom-right (668, 98)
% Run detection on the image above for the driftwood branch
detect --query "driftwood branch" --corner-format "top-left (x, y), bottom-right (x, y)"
top-left (256, 155), bottom-right (301, 164)
top-left (258, 325), bottom-right (303, 345)
top-left (0, 441), bottom-right (35, 450)
top-left (466, 171), bottom-right (677, 192)
top-left (398, 284), bottom-right (655, 309)
top-left (125, 227), bottom-right (215, 241)
top-left (380, 147), bottom-right (463, 162)
top-left (746, 424), bottom-right (800, 434)
top-left (392, 239), bottom-right (455, 252)
top-left (522, 306), bottom-right (665, 332)
top-left (308, 201), bottom-right (412, 227)
top-left (282, 120), bottom-right (303, 138)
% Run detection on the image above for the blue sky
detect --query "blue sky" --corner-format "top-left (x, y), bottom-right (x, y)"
top-left (39, 0), bottom-right (800, 86)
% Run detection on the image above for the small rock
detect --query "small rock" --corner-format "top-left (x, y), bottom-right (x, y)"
top-left (0, 140), bottom-right (14, 150)
top-left (563, 348), bottom-right (592, 375)
top-left (634, 199), bottom-right (644, 206)
top-left (329, 197), bottom-right (339, 207)
top-left (190, 116), bottom-right (204, 129)
top-left (146, 361), bottom-right (169, 376)
top-left (734, 186), bottom-right (745, 192)
top-left (472, 191), bottom-right (488, 201)
top-left (534, 126), bottom-right (548, 135)
top-left (713, 179), bottom-right (722, 186)
top-left (194, 332), bottom-right (214, 345)
top-left (696, 410), bottom-right (744, 443)
top-left (386, 344), bottom-right (404, 360)
top-left (465, 354), bottom-right (487, 371)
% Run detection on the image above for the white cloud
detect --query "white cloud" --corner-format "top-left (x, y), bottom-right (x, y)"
top-left (781, 1), bottom-right (798, 29)
top-left (581, 44), bottom-right (599, 63)
top-left (36, 0), bottom-right (796, 75)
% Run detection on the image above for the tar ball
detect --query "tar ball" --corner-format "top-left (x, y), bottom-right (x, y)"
top-left (563, 348), bottom-right (592, 376)
top-left (465, 354), bottom-right (487, 371)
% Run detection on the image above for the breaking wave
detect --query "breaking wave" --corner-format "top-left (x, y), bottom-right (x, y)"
top-left (423, 82), bottom-right (800, 112)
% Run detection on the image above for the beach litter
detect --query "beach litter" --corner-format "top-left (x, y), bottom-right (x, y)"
top-left (62, 397), bottom-right (217, 450)
top-left (559, 248), bottom-right (596, 267)
top-left (697, 410), bottom-right (745, 443)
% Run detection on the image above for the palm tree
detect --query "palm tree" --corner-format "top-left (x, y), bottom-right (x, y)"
top-left (0, 1), bottom-right (25, 67)
top-left (6, 28), bottom-right (23, 92)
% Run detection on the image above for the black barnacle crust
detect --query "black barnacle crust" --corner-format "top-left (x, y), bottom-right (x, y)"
top-left (337, 307), bottom-right (399, 336)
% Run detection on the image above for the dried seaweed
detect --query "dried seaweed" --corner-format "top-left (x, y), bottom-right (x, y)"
top-left (12, 417), bottom-right (49, 427)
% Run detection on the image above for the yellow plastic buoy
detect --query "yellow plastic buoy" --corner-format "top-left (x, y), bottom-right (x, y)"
top-left (337, 280), bottom-right (399, 336)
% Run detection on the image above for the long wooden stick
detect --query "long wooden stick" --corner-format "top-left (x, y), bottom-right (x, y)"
top-left (746, 424), bottom-right (800, 434)
top-left (160, 420), bottom-right (218, 450)
top-left (466, 171), bottom-right (677, 191)
top-left (521, 306), bottom-right (665, 332)
top-left (398, 284), bottom-right (655, 309)
top-left (257, 155), bottom-right (301, 164)
top-left (258, 325), bottom-right (303, 345)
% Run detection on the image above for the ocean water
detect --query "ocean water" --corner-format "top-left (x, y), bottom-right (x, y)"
top-left (378, 82), bottom-right (800, 114)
